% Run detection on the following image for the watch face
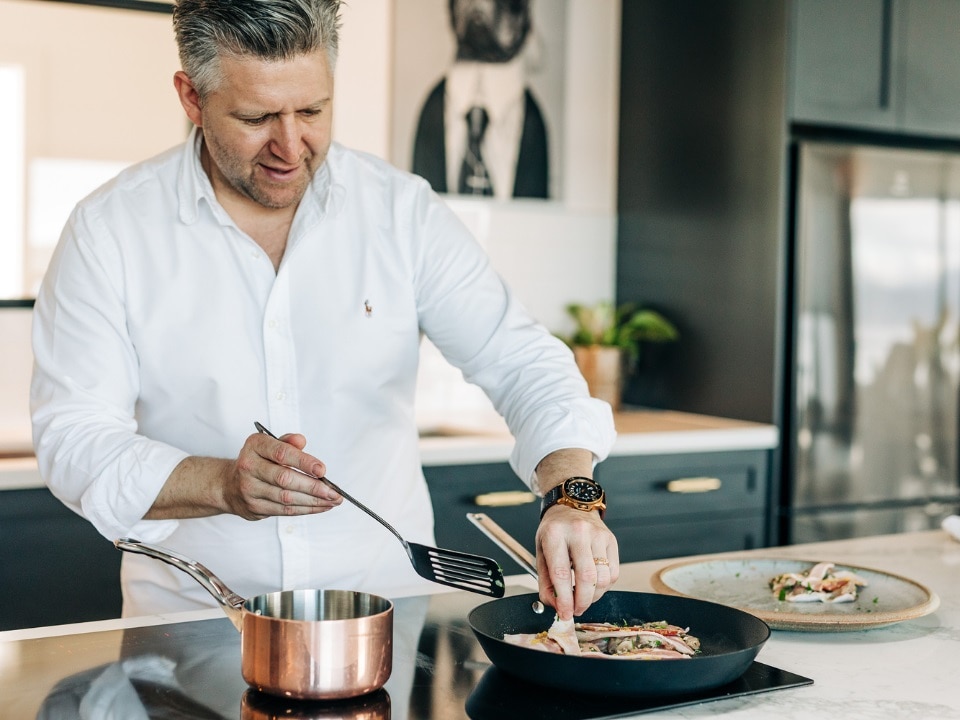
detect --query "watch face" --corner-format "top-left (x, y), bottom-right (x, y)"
top-left (564, 478), bottom-right (602, 503)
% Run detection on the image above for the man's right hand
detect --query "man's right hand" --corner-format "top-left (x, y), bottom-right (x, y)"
top-left (222, 431), bottom-right (342, 519)
top-left (146, 431), bottom-right (342, 521)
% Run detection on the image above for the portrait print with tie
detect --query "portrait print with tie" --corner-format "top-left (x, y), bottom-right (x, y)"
top-left (397, 0), bottom-right (566, 201)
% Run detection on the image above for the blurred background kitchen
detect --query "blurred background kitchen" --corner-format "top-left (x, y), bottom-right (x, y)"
top-left (3, 0), bottom-right (960, 624)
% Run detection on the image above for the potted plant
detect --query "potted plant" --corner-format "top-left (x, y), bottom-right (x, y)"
top-left (560, 301), bottom-right (679, 411)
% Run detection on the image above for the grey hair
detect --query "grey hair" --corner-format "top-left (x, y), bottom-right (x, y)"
top-left (173, 0), bottom-right (343, 98)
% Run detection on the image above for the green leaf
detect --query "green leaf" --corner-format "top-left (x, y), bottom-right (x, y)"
top-left (560, 301), bottom-right (678, 374)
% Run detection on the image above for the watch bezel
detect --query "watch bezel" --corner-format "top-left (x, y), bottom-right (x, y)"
top-left (540, 476), bottom-right (606, 519)
top-left (562, 476), bottom-right (604, 504)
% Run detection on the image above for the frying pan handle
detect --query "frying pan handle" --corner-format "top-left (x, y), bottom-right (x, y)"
top-left (115, 537), bottom-right (246, 631)
top-left (467, 513), bottom-right (538, 580)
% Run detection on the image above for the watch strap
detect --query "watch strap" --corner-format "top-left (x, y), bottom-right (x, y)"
top-left (539, 484), bottom-right (564, 519)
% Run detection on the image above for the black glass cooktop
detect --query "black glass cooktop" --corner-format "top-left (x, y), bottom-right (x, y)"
top-left (3, 589), bottom-right (811, 719)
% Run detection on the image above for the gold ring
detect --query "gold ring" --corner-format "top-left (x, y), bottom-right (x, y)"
top-left (594, 557), bottom-right (609, 566)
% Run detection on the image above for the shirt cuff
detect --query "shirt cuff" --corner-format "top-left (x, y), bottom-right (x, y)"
top-left (79, 442), bottom-right (189, 542)
top-left (509, 397), bottom-right (617, 493)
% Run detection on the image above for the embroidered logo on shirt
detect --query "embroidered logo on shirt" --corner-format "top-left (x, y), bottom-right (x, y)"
top-left (364, 299), bottom-right (373, 317)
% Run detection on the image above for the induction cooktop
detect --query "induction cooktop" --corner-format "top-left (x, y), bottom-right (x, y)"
top-left (465, 661), bottom-right (812, 719)
top-left (3, 589), bottom-right (812, 719)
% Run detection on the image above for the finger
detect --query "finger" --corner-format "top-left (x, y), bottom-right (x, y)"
top-left (588, 538), bottom-right (620, 604)
top-left (538, 534), bottom-right (576, 620)
top-left (259, 433), bottom-right (327, 480)
top-left (279, 432), bottom-right (307, 450)
top-left (535, 549), bottom-right (558, 609)
top-left (571, 550), bottom-right (600, 617)
top-left (268, 462), bottom-right (341, 504)
top-left (255, 434), bottom-right (337, 501)
top-left (243, 461), bottom-right (342, 515)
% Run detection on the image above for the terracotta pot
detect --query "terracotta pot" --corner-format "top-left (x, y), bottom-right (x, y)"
top-left (573, 345), bottom-right (623, 411)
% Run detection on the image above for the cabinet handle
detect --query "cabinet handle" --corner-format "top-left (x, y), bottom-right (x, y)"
top-left (665, 477), bottom-right (722, 494)
top-left (472, 490), bottom-right (538, 507)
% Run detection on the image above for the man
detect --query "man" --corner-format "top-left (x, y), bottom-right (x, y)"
top-left (31, 0), bottom-right (616, 622)
top-left (412, 0), bottom-right (549, 199)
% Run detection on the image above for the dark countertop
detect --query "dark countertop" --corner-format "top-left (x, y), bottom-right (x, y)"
top-left (0, 583), bottom-right (807, 720)
top-left (7, 531), bottom-right (950, 719)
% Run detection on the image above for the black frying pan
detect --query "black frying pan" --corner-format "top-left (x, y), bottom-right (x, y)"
top-left (468, 590), bottom-right (770, 697)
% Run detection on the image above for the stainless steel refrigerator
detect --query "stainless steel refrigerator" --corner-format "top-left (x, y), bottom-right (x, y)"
top-left (788, 141), bottom-right (960, 543)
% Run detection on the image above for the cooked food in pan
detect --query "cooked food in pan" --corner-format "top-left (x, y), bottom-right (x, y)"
top-left (769, 561), bottom-right (868, 603)
top-left (503, 616), bottom-right (701, 659)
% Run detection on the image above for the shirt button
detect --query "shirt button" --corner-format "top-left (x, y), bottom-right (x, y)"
top-left (268, 319), bottom-right (278, 329)
top-left (285, 525), bottom-right (295, 535)
top-left (275, 391), bottom-right (286, 401)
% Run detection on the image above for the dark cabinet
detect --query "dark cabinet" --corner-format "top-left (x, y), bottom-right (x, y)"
top-left (616, 0), bottom-right (787, 425)
top-left (595, 450), bottom-right (771, 561)
top-left (424, 463), bottom-right (540, 576)
top-left (424, 448), bottom-right (772, 572)
top-left (790, 0), bottom-right (960, 137)
top-left (0, 488), bottom-right (121, 631)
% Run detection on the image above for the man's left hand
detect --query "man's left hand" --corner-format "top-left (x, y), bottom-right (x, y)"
top-left (535, 504), bottom-right (620, 620)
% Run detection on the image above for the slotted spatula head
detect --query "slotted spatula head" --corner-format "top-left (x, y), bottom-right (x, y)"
top-left (254, 421), bottom-right (505, 598)
top-left (406, 541), bottom-right (506, 597)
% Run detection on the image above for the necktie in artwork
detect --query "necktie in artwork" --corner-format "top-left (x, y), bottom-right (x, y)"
top-left (458, 106), bottom-right (494, 196)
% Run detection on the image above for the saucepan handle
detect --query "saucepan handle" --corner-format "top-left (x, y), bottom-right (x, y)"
top-left (115, 537), bottom-right (246, 630)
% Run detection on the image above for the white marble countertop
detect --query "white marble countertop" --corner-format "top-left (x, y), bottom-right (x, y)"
top-left (420, 408), bottom-right (778, 466)
top-left (2, 530), bottom-right (956, 718)
top-left (0, 409), bottom-right (778, 490)
top-left (615, 530), bottom-right (960, 719)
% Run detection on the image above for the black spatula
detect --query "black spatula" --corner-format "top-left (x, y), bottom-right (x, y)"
top-left (255, 422), bottom-right (505, 597)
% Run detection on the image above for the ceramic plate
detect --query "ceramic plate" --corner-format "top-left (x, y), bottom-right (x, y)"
top-left (650, 558), bottom-right (940, 631)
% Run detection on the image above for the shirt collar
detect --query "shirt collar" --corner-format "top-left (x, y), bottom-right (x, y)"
top-left (290, 144), bottom-right (345, 235)
top-left (446, 57), bottom-right (526, 124)
top-left (177, 126), bottom-right (217, 226)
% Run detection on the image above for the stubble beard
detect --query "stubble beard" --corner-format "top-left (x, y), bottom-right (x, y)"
top-left (205, 135), bottom-right (317, 211)
top-left (237, 166), bottom-right (313, 210)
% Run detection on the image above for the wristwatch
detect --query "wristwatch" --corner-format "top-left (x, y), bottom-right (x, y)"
top-left (540, 476), bottom-right (606, 520)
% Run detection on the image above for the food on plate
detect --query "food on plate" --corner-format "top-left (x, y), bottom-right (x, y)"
top-left (769, 562), bottom-right (868, 603)
top-left (503, 616), bottom-right (701, 659)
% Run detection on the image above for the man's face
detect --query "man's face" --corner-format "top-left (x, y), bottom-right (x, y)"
top-left (451, 0), bottom-right (531, 63)
top-left (190, 49), bottom-right (334, 213)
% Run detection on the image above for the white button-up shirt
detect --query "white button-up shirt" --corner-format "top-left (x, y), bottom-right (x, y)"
top-left (31, 129), bottom-right (615, 616)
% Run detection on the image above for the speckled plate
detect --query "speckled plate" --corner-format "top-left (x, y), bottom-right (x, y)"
top-left (650, 558), bottom-right (940, 631)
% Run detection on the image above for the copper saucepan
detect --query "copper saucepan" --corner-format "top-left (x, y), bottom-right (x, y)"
top-left (115, 538), bottom-right (393, 700)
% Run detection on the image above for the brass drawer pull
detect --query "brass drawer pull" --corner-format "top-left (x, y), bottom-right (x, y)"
top-left (665, 477), bottom-right (722, 493)
top-left (472, 490), bottom-right (538, 507)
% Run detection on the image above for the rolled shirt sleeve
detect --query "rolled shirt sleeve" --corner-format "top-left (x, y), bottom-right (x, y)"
top-left (31, 203), bottom-right (185, 542)
top-left (410, 188), bottom-right (616, 489)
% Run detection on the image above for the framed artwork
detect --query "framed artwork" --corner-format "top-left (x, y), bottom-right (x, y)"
top-left (391, 0), bottom-right (567, 202)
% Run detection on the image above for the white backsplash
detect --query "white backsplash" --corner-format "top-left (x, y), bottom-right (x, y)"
top-left (416, 199), bottom-right (616, 431)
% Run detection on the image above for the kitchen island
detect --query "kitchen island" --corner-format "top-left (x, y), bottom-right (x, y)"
top-left (2, 529), bottom-right (957, 719)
